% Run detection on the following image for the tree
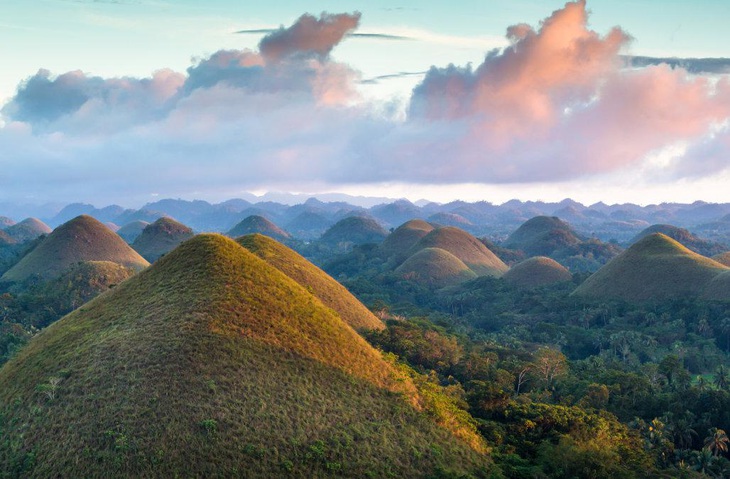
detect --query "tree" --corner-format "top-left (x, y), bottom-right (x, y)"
top-left (533, 347), bottom-right (567, 391)
top-left (704, 428), bottom-right (729, 457)
top-left (715, 365), bottom-right (729, 391)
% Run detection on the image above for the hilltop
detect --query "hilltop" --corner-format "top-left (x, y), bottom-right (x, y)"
top-left (408, 226), bottom-right (508, 277)
top-left (0, 215), bottom-right (149, 283)
top-left (503, 216), bottom-right (583, 256)
top-left (572, 233), bottom-right (729, 302)
top-left (503, 256), bottom-right (572, 289)
top-left (0, 234), bottom-right (489, 477)
top-left (117, 220), bottom-right (150, 244)
top-left (3, 218), bottom-right (51, 243)
top-left (378, 219), bottom-right (434, 263)
top-left (629, 224), bottom-right (726, 257)
top-left (236, 234), bottom-right (384, 331)
top-left (132, 217), bottom-right (194, 262)
top-left (227, 215), bottom-right (290, 241)
top-left (320, 216), bottom-right (388, 247)
top-left (395, 247), bottom-right (478, 288)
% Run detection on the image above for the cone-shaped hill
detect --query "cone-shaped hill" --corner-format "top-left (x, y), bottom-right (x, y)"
top-left (378, 219), bottom-right (434, 262)
top-left (0, 234), bottom-right (489, 477)
top-left (703, 270), bottom-right (730, 301)
top-left (3, 217), bottom-right (51, 243)
top-left (0, 216), bottom-right (15, 228)
top-left (236, 233), bottom-right (384, 331)
top-left (0, 230), bottom-right (15, 246)
top-left (503, 256), bottom-right (572, 289)
top-left (629, 224), bottom-right (726, 257)
top-left (132, 217), bottom-right (194, 262)
top-left (503, 216), bottom-right (583, 256)
top-left (395, 247), bottom-right (477, 288)
top-left (573, 233), bottom-right (729, 302)
top-left (117, 220), bottom-right (150, 244)
top-left (0, 215), bottom-right (149, 283)
top-left (227, 215), bottom-right (291, 241)
top-left (408, 226), bottom-right (508, 277)
top-left (320, 216), bottom-right (388, 246)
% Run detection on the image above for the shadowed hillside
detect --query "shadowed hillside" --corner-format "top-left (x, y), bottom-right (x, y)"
top-left (1, 215), bottom-right (149, 283)
top-left (0, 234), bottom-right (489, 477)
top-left (117, 220), bottom-right (150, 244)
top-left (236, 234), bottom-right (384, 331)
top-left (408, 226), bottom-right (508, 277)
top-left (395, 247), bottom-right (478, 288)
top-left (227, 215), bottom-right (290, 241)
top-left (629, 224), bottom-right (726, 257)
top-left (132, 217), bottom-right (194, 262)
top-left (503, 256), bottom-right (572, 289)
top-left (573, 233), bottom-right (729, 302)
top-left (320, 216), bottom-right (388, 247)
top-left (378, 219), bottom-right (434, 263)
top-left (712, 251), bottom-right (730, 267)
top-left (503, 216), bottom-right (583, 256)
top-left (3, 218), bottom-right (51, 243)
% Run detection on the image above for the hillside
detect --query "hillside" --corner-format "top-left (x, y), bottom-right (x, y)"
top-left (0, 215), bottom-right (149, 283)
top-left (227, 215), bottom-right (291, 241)
top-left (132, 217), bottom-right (194, 262)
top-left (572, 233), bottom-right (729, 302)
top-left (117, 220), bottom-right (150, 244)
top-left (408, 226), bottom-right (508, 277)
top-left (320, 216), bottom-right (388, 246)
top-left (395, 247), bottom-right (478, 288)
top-left (503, 216), bottom-right (583, 256)
top-left (0, 216), bottom-right (15, 228)
top-left (378, 219), bottom-right (434, 263)
top-left (503, 256), bottom-right (572, 289)
top-left (3, 218), bottom-right (51, 243)
top-left (629, 223), bottom-right (726, 257)
top-left (0, 234), bottom-right (489, 477)
top-left (711, 251), bottom-right (730, 267)
top-left (237, 234), bottom-right (384, 331)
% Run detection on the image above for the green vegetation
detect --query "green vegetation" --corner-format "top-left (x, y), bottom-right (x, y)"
top-left (503, 256), bottom-right (572, 289)
top-left (712, 252), bottom-right (730, 267)
top-left (116, 220), bottom-right (150, 244)
top-left (320, 216), bottom-right (388, 249)
top-left (0, 234), bottom-right (491, 477)
top-left (131, 217), bottom-right (194, 262)
top-left (378, 218), bottom-right (434, 264)
top-left (631, 224), bottom-right (727, 257)
top-left (226, 215), bottom-right (290, 241)
top-left (395, 247), bottom-right (477, 288)
top-left (503, 216), bottom-right (583, 255)
top-left (1, 215), bottom-right (148, 283)
top-left (573, 233), bottom-right (729, 301)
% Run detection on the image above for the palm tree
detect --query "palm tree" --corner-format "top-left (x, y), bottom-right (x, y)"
top-left (704, 428), bottom-right (729, 457)
top-left (693, 448), bottom-right (714, 474)
top-left (715, 365), bottom-right (729, 391)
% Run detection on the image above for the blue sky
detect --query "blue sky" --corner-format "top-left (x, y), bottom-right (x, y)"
top-left (2, 0), bottom-right (730, 206)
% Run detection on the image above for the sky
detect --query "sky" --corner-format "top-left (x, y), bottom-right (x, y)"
top-left (2, 0), bottom-right (730, 207)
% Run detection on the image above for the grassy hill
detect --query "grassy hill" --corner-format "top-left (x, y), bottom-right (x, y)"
top-left (117, 220), bottom-right (150, 244)
top-left (378, 219), bottom-right (434, 263)
top-left (408, 226), bottom-right (508, 277)
top-left (0, 230), bottom-right (16, 246)
top-left (395, 247), bottom-right (478, 288)
top-left (227, 215), bottom-right (290, 241)
top-left (0, 216), bottom-right (14, 228)
top-left (1, 215), bottom-right (149, 283)
top-left (320, 216), bottom-right (388, 246)
top-left (629, 224), bottom-right (726, 257)
top-left (503, 256), bottom-right (572, 289)
top-left (0, 234), bottom-right (489, 477)
top-left (236, 233), bottom-right (384, 331)
top-left (503, 216), bottom-right (583, 256)
top-left (132, 217), bottom-right (194, 262)
top-left (3, 218), bottom-right (51, 243)
top-left (572, 233), bottom-right (729, 302)
top-left (711, 251), bottom-right (730, 267)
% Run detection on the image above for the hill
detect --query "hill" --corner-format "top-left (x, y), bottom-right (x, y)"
top-left (117, 220), bottom-right (150, 244)
top-left (572, 233), bottom-right (729, 302)
top-left (132, 217), bottom-right (194, 262)
top-left (427, 212), bottom-right (473, 227)
top-left (408, 226), bottom-right (508, 277)
top-left (711, 251), bottom-right (730, 267)
top-left (378, 219), bottom-right (434, 263)
top-left (0, 216), bottom-right (15, 228)
top-left (503, 256), bottom-right (572, 289)
top-left (284, 211), bottom-right (331, 239)
top-left (629, 224), bottom-right (726, 257)
top-left (226, 215), bottom-right (290, 241)
top-left (320, 216), bottom-right (388, 246)
top-left (236, 234), bottom-right (384, 331)
top-left (3, 218), bottom-right (51, 243)
top-left (0, 234), bottom-right (489, 477)
top-left (395, 247), bottom-right (477, 288)
top-left (503, 216), bottom-right (583, 256)
top-left (0, 215), bottom-right (149, 283)
top-left (0, 230), bottom-right (16, 246)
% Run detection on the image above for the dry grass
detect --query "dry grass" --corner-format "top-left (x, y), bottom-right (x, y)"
top-left (395, 247), bottom-right (477, 288)
top-left (3, 219), bottom-right (51, 243)
top-left (226, 215), bottom-right (290, 241)
top-left (378, 219), bottom-right (434, 264)
top-left (503, 256), bottom-right (572, 289)
top-left (132, 217), bottom-right (193, 262)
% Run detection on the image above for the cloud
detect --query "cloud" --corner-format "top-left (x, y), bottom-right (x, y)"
top-left (625, 56), bottom-right (730, 75)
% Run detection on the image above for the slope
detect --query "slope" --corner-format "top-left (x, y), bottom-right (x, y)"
top-left (0, 215), bottom-right (149, 283)
top-left (0, 234), bottom-right (489, 478)
top-left (117, 220), bottom-right (150, 244)
top-left (378, 219), bottom-right (434, 263)
top-left (395, 247), bottom-right (477, 288)
top-left (226, 215), bottom-right (290, 241)
top-left (503, 256), bottom-right (572, 289)
top-left (629, 224), bottom-right (726, 257)
top-left (503, 216), bottom-right (583, 256)
top-left (408, 226), bottom-right (508, 277)
top-left (572, 233), bottom-right (729, 302)
top-left (3, 218), bottom-right (51, 243)
top-left (320, 216), bottom-right (388, 246)
top-left (236, 233), bottom-right (384, 331)
top-left (132, 217), bottom-right (194, 262)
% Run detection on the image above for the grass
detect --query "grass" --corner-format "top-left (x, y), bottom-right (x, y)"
top-left (408, 226), bottom-right (508, 277)
top-left (503, 256), bottom-right (572, 289)
top-left (3, 219), bottom-right (51, 243)
top-left (236, 234), bottom-right (384, 331)
top-left (0, 234), bottom-right (491, 477)
top-left (573, 233), bottom-right (729, 302)
top-left (116, 221), bottom-right (150, 244)
top-left (226, 215), bottom-right (290, 241)
top-left (503, 216), bottom-right (582, 256)
top-left (131, 217), bottom-right (194, 262)
top-left (320, 217), bottom-right (388, 246)
top-left (711, 251), bottom-right (730, 267)
top-left (395, 247), bottom-right (477, 288)
top-left (378, 219), bottom-right (434, 264)
top-left (1, 215), bottom-right (149, 283)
